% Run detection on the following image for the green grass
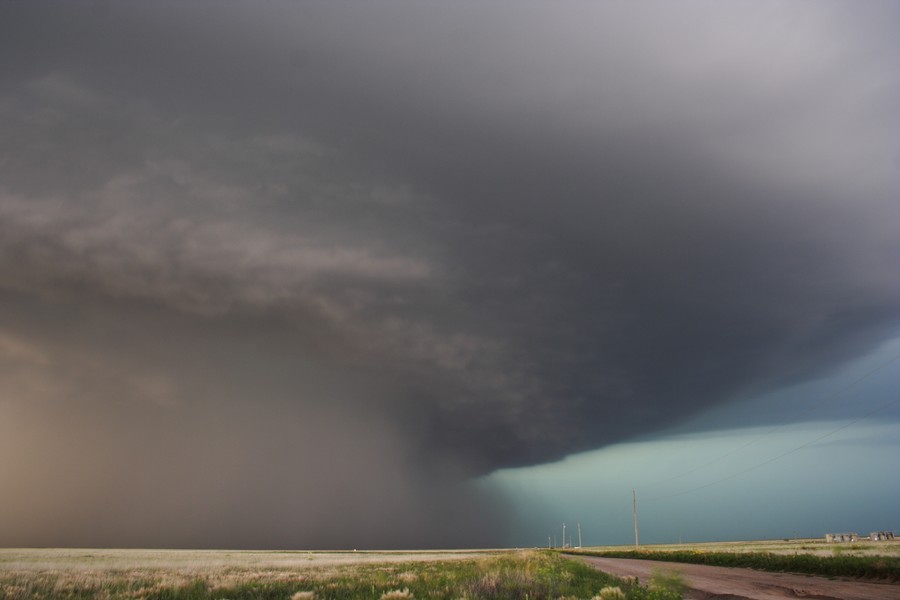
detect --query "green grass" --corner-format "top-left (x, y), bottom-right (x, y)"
top-left (0, 550), bottom-right (683, 600)
top-left (568, 548), bottom-right (900, 582)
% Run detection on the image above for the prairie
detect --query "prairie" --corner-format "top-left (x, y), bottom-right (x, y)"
top-left (0, 548), bottom-right (681, 600)
top-left (567, 538), bottom-right (900, 581)
top-left (576, 538), bottom-right (900, 557)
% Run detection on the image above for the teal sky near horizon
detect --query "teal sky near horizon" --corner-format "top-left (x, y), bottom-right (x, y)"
top-left (487, 336), bottom-right (900, 546)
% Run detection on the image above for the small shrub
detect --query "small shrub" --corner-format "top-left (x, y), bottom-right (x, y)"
top-left (593, 585), bottom-right (626, 600)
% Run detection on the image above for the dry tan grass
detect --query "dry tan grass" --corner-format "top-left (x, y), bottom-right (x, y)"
top-left (0, 548), bottom-right (492, 571)
top-left (395, 570), bottom-right (418, 583)
top-left (0, 548), bottom-right (499, 600)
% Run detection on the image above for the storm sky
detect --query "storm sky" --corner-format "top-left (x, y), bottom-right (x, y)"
top-left (1, 0), bottom-right (899, 549)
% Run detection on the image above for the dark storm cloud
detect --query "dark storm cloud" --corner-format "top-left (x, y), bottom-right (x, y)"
top-left (1, 0), bottom-right (899, 547)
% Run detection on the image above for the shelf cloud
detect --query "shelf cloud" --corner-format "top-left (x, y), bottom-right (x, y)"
top-left (1, 0), bottom-right (898, 548)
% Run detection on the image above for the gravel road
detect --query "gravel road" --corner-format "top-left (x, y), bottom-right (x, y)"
top-left (578, 556), bottom-right (900, 600)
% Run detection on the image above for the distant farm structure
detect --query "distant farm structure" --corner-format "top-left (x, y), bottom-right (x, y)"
top-left (825, 531), bottom-right (895, 542)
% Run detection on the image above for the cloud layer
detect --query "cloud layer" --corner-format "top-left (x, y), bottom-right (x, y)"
top-left (1, 0), bottom-right (898, 547)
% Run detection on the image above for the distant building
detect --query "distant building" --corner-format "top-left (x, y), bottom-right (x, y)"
top-left (825, 533), bottom-right (859, 543)
top-left (869, 531), bottom-right (895, 541)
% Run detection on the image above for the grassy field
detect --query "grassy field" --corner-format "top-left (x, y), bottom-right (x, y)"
top-left (575, 538), bottom-right (900, 557)
top-left (0, 549), bottom-right (683, 600)
top-left (566, 538), bottom-right (900, 581)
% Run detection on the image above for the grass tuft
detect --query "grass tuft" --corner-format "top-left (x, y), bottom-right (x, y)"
top-left (592, 586), bottom-right (626, 600)
top-left (379, 589), bottom-right (414, 600)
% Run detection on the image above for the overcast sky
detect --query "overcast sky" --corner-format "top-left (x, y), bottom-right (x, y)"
top-left (1, 0), bottom-right (898, 549)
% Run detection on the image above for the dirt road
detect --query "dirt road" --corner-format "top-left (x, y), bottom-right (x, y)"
top-left (578, 556), bottom-right (900, 600)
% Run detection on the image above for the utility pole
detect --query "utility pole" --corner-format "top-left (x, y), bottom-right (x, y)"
top-left (633, 489), bottom-right (639, 549)
top-left (548, 535), bottom-right (551, 549)
top-left (577, 522), bottom-right (582, 548)
top-left (562, 523), bottom-right (566, 549)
